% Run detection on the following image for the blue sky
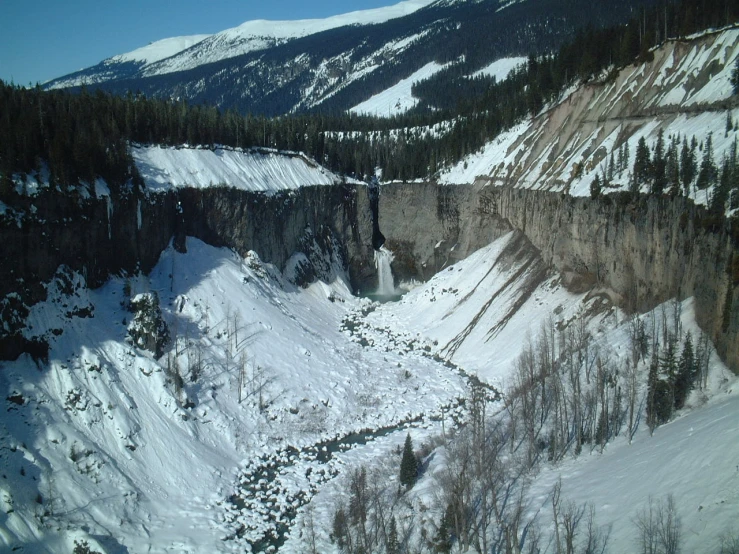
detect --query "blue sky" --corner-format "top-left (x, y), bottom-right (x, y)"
top-left (0, 0), bottom-right (404, 86)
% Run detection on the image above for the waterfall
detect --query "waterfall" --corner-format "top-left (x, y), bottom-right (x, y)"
top-left (374, 247), bottom-right (396, 297)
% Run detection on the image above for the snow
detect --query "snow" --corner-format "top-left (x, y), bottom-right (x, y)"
top-left (350, 61), bottom-right (448, 117)
top-left (132, 145), bottom-right (341, 192)
top-left (0, 237), bottom-right (468, 551)
top-left (1, 223), bottom-right (736, 552)
top-left (3, 23), bottom-right (739, 554)
top-left (527, 390), bottom-right (739, 553)
top-left (471, 56), bottom-right (527, 81)
top-left (111, 34), bottom-right (211, 65)
top-left (143, 0), bottom-right (435, 76)
top-left (366, 231), bottom-right (602, 384)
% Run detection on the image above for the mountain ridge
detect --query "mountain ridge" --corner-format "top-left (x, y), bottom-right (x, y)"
top-left (44, 0), bottom-right (657, 116)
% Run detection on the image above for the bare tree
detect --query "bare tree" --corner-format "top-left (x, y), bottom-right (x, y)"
top-left (581, 504), bottom-right (610, 554)
top-left (633, 495), bottom-right (681, 554)
top-left (719, 530), bottom-right (739, 554)
top-left (655, 495), bottom-right (681, 554)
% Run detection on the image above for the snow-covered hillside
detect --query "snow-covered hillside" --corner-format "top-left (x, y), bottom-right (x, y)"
top-left (284, 245), bottom-right (738, 553)
top-left (141, 0), bottom-right (435, 77)
top-left (46, 0), bottom-right (434, 90)
top-left (111, 35), bottom-right (211, 66)
top-left (349, 61), bottom-right (450, 117)
top-left (441, 27), bottom-right (739, 209)
top-left (471, 55), bottom-right (527, 80)
top-left (2, 217), bottom-right (735, 551)
top-left (0, 237), bottom-right (469, 552)
top-left (132, 145), bottom-right (342, 192)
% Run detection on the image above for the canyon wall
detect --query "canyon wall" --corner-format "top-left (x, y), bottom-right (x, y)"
top-left (0, 185), bottom-right (375, 358)
top-left (377, 183), bottom-right (739, 373)
top-left (2, 181), bottom-right (736, 373)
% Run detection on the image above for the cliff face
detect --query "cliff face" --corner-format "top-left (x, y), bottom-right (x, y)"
top-left (177, 184), bottom-right (376, 289)
top-left (0, 184), bottom-right (376, 358)
top-left (377, 183), bottom-right (739, 373)
top-left (2, 180), bottom-right (736, 373)
top-left (492, 188), bottom-right (738, 372)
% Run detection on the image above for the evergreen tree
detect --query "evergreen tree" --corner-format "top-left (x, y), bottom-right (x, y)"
top-left (696, 132), bottom-right (718, 191)
top-left (651, 130), bottom-right (667, 195)
top-left (647, 344), bottom-right (674, 431)
top-left (433, 504), bottom-right (454, 554)
top-left (590, 173), bottom-right (602, 199)
top-left (732, 56), bottom-right (739, 95)
top-left (680, 136), bottom-right (696, 196)
top-left (710, 155), bottom-right (732, 214)
top-left (399, 433), bottom-right (419, 489)
top-left (608, 151), bottom-right (615, 181)
top-left (674, 333), bottom-right (696, 410)
top-left (386, 517), bottom-right (401, 554)
top-left (633, 136), bottom-right (651, 192)
top-left (331, 506), bottom-right (349, 550)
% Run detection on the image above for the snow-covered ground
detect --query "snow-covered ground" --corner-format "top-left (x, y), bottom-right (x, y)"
top-left (0, 237), bottom-right (468, 552)
top-left (350, 61), bottom-right (449, 117)
top-left (471, 56), bottom-right (527, 81)
top-left (528, 389), bottom-right (739, 553)
top-left (132, 145), bottom-right (341, 192)
top-left (285, 247), bottom-right (739, 553)
top-left (111, 35), bottom-right (211, 66)
top-left (2, 223), bottom-right (735, 552)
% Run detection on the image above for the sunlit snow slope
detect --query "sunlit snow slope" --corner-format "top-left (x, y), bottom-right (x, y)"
top-left (132, 145), bottom-right (341, 192)
top-left (0, 238), bottom-right (466, 552)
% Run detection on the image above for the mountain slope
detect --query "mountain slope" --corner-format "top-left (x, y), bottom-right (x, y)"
top-left (441, 26), bottom-right (739, 209)
top-left (46, 0), bottom-right (434, 90)
top-left (45, 0), bottom-right (658, 116)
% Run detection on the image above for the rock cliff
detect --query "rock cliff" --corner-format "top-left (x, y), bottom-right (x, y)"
top-left (377, 182), bottom-right (739, 373)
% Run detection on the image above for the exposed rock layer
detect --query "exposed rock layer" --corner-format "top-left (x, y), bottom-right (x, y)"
top-left (378, 183), bottom-right (738, 373)
top-left (2, 183), bottom-right (737, 375)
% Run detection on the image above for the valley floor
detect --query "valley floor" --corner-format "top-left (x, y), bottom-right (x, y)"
top-left (1, 233), bottom-right (737, 553)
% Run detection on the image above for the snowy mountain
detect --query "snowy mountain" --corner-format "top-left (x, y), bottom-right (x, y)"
top-left (46, 0), bottom-right (434, 90)
top-left (44, 0), bottom-right (658, 116)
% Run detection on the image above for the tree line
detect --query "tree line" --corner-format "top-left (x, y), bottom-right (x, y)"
top-left (2, 0), bottom-right (737, 197)
top-left (590, 130), bottom-right (739, 216)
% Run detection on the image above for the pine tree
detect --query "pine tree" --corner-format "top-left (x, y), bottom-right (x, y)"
top-left (680, 136), bottom-right (695, 195)
top-left (710, 155), bottom-right (732, 214)
top-left (651, 130), bottom-right (666, 195)
top-left (434, 504), bottom-right (454, 554)
top-left (608, 151), bottom-right (615, 181)
top-left (696, 132), bottom-right (717, 191)
top-left (732, 56), bottom-right (739, 95)
top-left (674, 333), bottom-right (696, 410)
top-left (399, 433), bottom-right (419, 489)
top-left (590, 173), bottom-right (602, 199)
top-left (633, 136), bottom-right (652, 192)
top-left (666, 137), bottom-right (680, 196)
top-left (386, 517), bottom-right (401, 554)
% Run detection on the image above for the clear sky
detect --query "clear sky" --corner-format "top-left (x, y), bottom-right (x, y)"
top-left (0, 0), bottom-right (406, 87)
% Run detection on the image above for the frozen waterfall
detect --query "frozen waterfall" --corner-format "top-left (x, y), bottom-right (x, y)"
top-left (374, 247), bottom-right (396, 297)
